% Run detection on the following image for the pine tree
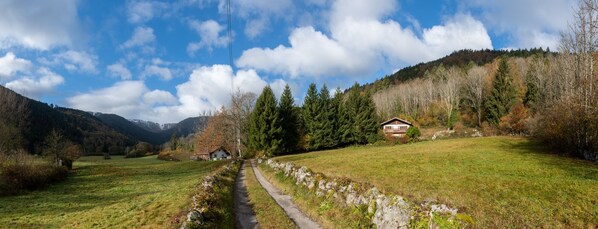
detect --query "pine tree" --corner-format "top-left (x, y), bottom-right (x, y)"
top-left (278, 85), bottom-right (300, 154)
top-left (331, 88), bottom-right (344, 146)
top-left (356, 90), bottom-right (380, 144)
top-left (485, 59), bottom-right (516, 125)
top-left (345, 83), bottom-right (362, 144)
top-left (302, 83), bottom-right (319, 150)
top-left (248, 86), bottom-right (282, 156)
top-left (523, 66), bottom-right (540, 110)
top-left (313, 85), bottom-right (335, 149)
top-left (334, 89), bottom-right (353, 146)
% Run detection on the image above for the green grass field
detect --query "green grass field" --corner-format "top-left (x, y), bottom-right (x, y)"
top-left (0, 155), bottom-right (227, 228)
top-left (275, 136), bottom-right (598, 228)
top-left (244, 161), bottom-right (296, 229)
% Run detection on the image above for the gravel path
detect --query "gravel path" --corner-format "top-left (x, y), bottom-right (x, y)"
top-left (234, 161), bottom-right (259, 229)
top-left (250, 160), bottom-right (322, 229)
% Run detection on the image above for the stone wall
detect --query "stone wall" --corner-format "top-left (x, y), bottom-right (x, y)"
top-left (259, 159), bottom-right (470, 229)
top-left (180, 160), bottom-right (241, 229)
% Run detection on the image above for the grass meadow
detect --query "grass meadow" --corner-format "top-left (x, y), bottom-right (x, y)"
top-left (0, 155), bottom-right (227, 228)
top-left (275, 136), bottom-right (598, 228)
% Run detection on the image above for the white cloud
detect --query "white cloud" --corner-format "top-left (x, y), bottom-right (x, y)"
top-left (237, 0), bottom-right (492, 78)
top-left (128, 1), bottom-right (154, 23)
top-left (461, 0), bottom-right (575, 49)
top-left (122, 26), bottom-right (156, 52)
top-left (155, 65), bottom-right (278, 122)
top-left (0, 0), bottom-right (80, 50)
top-left (218, 0), bottom-right (293, 38)
top-left (187, 20), bottom-right (228, 55)
top-left (107, 63), bottom-right (133, 80)
top-left (67, 81), bottom-right (149, 116)
top-left (245, 17), bottom-right (268, 39)
top-left (143, 89), bottom-right (177, 105)
top-left (53, 50), bottom-right (98, 74)
top-left (238, 26), bottom-right (360, 78)
top-left (0, 52), bottom-right (32, 80)
top-left (66, 65), bottom-right (285, 123)
top-left (142, 65), bottom-right (173, 80)
top-left (5, 68), bottom-right (64, 99)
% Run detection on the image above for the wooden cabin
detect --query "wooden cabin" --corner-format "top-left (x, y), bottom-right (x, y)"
top-left (195, 146), bottom-right (231, 161)
top-left (381, 117), bottom-right (413, 137)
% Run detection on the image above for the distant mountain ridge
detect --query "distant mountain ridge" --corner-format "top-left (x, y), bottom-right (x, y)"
top-left (128, 119), bottom-right (181, 132)
top-left (0, 85), bottom-right (207, 155)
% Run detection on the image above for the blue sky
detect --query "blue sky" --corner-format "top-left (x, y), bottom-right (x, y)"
top-left (0, 0), bottom-right (575, 123)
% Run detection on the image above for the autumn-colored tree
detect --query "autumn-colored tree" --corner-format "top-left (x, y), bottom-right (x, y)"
top-left (196, 110), bottom-right (234, 157)
top-left (498, 103), bottom-right (530, 135)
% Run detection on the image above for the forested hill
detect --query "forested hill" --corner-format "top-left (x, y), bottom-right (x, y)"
top-left (0, 85), bottom-right (206, 155)
top-left (96, 114), bottom-right (208, 145)
top-left (0, 85), bottom-right (135, 155)
top-left (362, 48), bottom-right (552, 92)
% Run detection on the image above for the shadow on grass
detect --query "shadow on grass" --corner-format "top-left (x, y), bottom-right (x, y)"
top-left (499, 138), bottom-right (598, 180)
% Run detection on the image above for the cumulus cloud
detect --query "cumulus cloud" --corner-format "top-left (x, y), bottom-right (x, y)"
top-left (461, 0), bottom-right (575, 49)
top-left (47, 50), bottom-right (98, 74)
top-left (142, 65), bottom-right (173, 80)
top-left (122, 26), bottom-right (156, 52)
top-left (218, 0), bottom-right (293, 38)
top-left (107, 63), bottom-right (133, 80)
top-left (127, 0), bottom-right (168, 24)
top-left (187, 20), bottom-right (228, 55)
top-left (143, 89), bottom-right (177, 105)
top-left (128, 1), bottom-right (153, 23)
top-left (0, 52), bottom-right (32, 80)
top-left (169, 65), bottom-right (267, 118)
top-left (0, 0), bottom-right (80, 50)
top-left (5, 68), bottom-right (64, 99)
top-left (67, 81), bottom-right (149, 116)
top-left (237, 0), bottom-right (492, 78)
top-left (67, 65), bottom-right (285, 123)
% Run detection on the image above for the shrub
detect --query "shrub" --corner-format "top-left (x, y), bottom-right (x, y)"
top-left (0, 150), bottom-right (68, 196)
top-left (406, 126), bottom-right (421, 141)
top-left (157, 149), bottom-right (191, 162)
top-left (498, 103), bottom-right (530, 135)
top-left (125, 142), bottom-right (155, 158)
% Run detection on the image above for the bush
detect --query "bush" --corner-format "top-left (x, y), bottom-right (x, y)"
top-left (406, 126), bottom-right (421, 141)
top-left (498, 103), bottom-right (530, 135)
top-left (157, 149), bottom-right (191, 162)
top-left (0, 150), bottom-right (68, 196)
top-left (125, 142), bottom-right (155, 158)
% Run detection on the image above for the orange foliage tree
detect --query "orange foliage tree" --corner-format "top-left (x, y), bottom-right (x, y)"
top-left (195, 109), bottom-right (235, 157)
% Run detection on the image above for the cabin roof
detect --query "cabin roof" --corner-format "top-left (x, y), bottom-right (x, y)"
top-left (380, 117), bottom-right (413, 126)
top-left (197, 146), bottom-right (230, 156)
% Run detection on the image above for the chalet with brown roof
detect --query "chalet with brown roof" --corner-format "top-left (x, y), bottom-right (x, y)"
top-left (195, 146), bottom-right (231, 161)
top-left (381, 117), bottom-right (413, 137)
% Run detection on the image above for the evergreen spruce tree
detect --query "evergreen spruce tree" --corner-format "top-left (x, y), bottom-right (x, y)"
top-left (523, 66), bottom-right (540, 110)
top-left (313, 85), bottom-right (335, 149)
top-left (485, 59), bottom-right (516, 125)
top-left (278, 85), bottom-right (300, 154)
top-left (345, 83), bottom-right (362, 144)
top-left (356, 90), bottom-right (380, 144)
top-left (302, 83), bottom-right (319, 150)
top-left (331, 88), bottom-right (344, 146)
top-left (248, 86), bottom-right (282, 156)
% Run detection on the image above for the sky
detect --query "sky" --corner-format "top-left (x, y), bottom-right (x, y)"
top-left (0, 0), bottom-right (576, 124)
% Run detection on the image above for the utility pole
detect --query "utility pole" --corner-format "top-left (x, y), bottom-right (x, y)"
top-left (227, 0), bottom-right (241, 158)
